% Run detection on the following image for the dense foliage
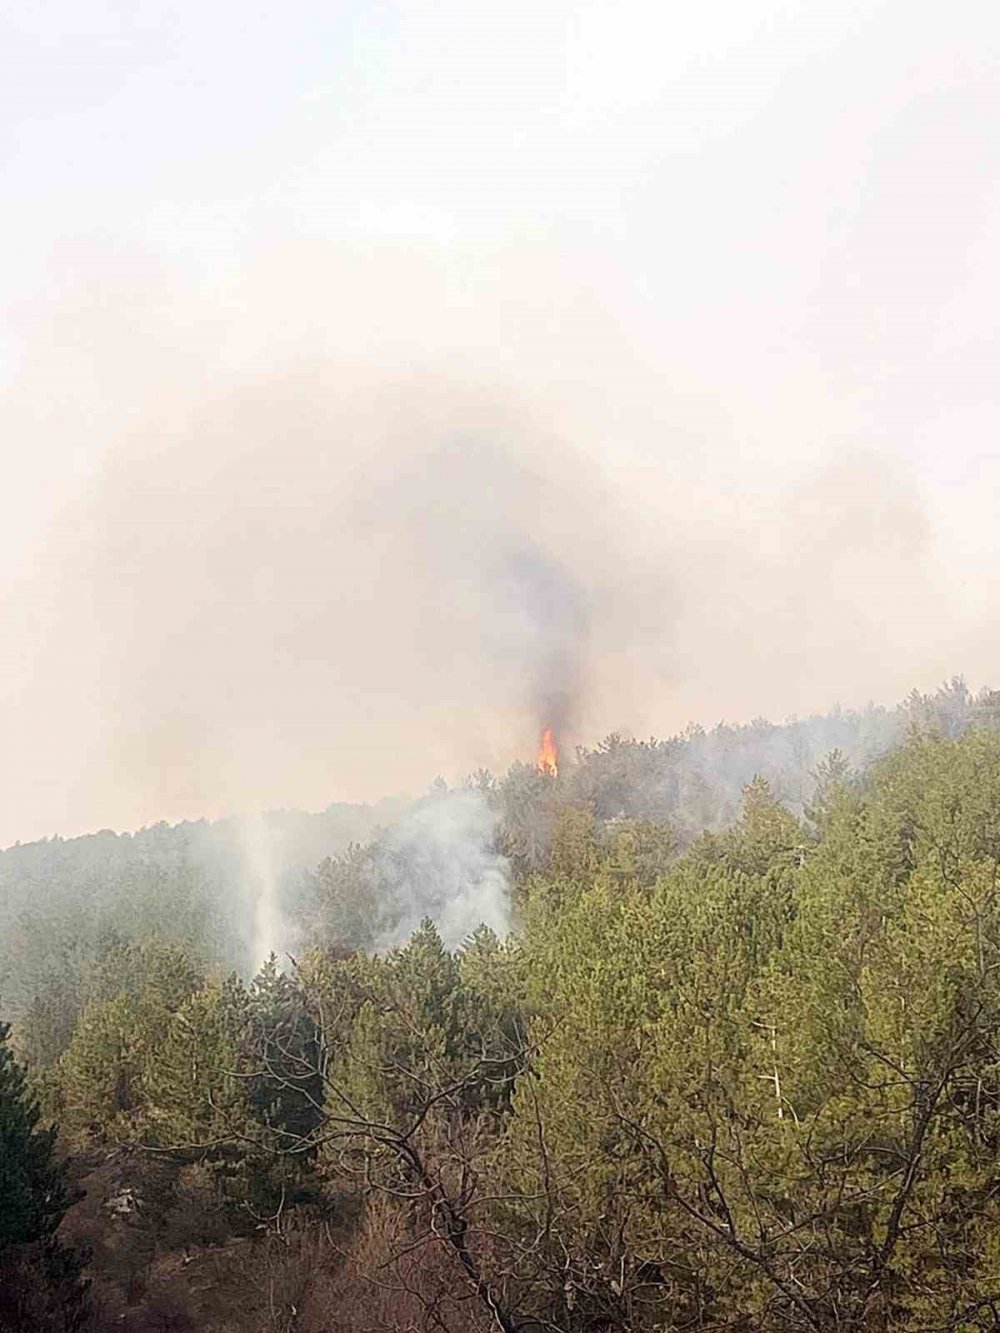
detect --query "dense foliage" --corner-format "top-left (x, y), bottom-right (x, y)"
top-left (7, 684), bottom-right (1000, 1328)
top-left (0, 1021), bottom-right (88, 1330)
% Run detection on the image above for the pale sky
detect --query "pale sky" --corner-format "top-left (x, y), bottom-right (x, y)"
top-left (2, 2), bottom-right (999, 844)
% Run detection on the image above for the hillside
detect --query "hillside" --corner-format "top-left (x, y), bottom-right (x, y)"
top-left (5, 682), bottom-right (1000, 1329)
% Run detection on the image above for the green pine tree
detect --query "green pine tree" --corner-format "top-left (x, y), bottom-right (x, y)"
top-left (0, 1019), bottom-right (89, 1330)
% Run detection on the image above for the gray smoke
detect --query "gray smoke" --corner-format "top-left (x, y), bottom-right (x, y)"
top-left (359, 432), bottom-right (597, 749)
top-left (499, 548), bottom-right (589, 742)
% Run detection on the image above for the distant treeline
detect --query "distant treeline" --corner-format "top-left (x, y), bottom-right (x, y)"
top-left (2, 678), bottom-right (994, 1006)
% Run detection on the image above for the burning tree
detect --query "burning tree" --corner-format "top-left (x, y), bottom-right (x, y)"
top-left (536, 727), bottom-right (559, 778)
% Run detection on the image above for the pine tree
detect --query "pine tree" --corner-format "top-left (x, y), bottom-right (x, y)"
top-left (0, 1019), bottom-right (89, 1330)
top-left (247, 955), bottom-right (324, 1147)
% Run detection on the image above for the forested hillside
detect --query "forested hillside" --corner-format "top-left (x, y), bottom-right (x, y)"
top-left (2, 681), bottom-right (989, 1015)
top-left (0, 801), bottom-right (401, 1022)
top-left (5, 681), bottom-right (1000, 1330)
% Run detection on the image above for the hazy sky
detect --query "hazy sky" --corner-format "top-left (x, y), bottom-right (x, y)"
top-left (2, 1), bottom-right (999, 844)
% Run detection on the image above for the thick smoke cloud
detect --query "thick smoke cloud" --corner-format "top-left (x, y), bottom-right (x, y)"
top-left (0, 248), bottom-right (966, 845)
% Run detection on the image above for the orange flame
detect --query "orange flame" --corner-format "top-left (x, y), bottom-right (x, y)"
top-left (536, 727), bottom-right (558, 777)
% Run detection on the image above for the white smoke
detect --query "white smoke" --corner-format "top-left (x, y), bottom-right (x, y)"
top-left (372, 788), bottom-right (510, 950)
top-left (239, 811), bottom-right (286, 965)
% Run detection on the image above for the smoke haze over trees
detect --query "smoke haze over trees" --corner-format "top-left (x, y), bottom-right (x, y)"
top-left (0, 678), bottom-right (990, 1006)
top-left (5, 1), bottom-right (1000, 1328)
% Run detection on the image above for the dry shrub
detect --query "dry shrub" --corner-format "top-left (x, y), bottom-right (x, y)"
top-left (299, 1193), bottom-right (494, 1333)
top-left (159, 1163), bottom-right (232, 1252)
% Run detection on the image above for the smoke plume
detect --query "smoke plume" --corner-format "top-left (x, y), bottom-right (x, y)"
top-left (239, 812), bottom-right (287, 965)
top-left (371, 788), bottom-right (510, 950)
top-left (0, 246), bottom-right (970, 847)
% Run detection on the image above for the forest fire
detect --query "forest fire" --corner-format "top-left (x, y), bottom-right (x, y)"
top-left (536, 727), bottom-right (559, 777)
